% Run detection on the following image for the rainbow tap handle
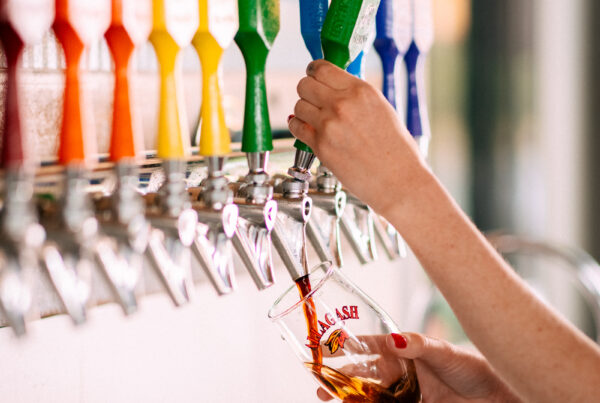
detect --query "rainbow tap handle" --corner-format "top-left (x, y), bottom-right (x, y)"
top-left (105, 0), bottom-right (152, 163)
top-left (294, 0), bottom-right (381, 154)
top-left (404, 0), bottom-right (433, 141)
top-left (149, 0), bottom-right (199, 160)
top-left (192, 0), bottom-right (238, 156)
top-left (53, 0), bottom-right (111, 166)
top-left (374, 0), bottom-right (411, 109)
top-left (234, 0), bottom-right (279, 154)
top-left (0, 0), bottom-right (54, 170)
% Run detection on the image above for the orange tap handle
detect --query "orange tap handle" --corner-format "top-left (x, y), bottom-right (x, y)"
top-left (105, 0), bottom-right (152, 162)
top-left (0, 0), bottom-right (54, 170)
top-left (149, 0), bottom-right (199, 160)
top-left (53, 0), bottom-right (111, 166)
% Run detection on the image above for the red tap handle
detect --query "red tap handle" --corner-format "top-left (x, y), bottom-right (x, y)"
top-left (53, 0), bottom-right (110, 166)
top-left (0, 0), bottom-right (54, 169)
top-left (105, 0), bottom-right (152, 162)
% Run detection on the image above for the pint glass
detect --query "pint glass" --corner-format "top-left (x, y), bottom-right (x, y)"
top-left (268, 262), bottom-right (421, 402)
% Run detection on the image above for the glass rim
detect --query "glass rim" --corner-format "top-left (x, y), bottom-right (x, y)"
top-left (267, 261), bottom-right (334, 321)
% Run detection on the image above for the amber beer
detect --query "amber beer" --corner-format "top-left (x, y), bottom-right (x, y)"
top-left (295, 275), bottom-right (421, 402)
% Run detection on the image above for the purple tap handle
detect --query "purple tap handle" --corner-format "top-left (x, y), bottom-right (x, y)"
top-left (404, 40), bottom-right (422, 138)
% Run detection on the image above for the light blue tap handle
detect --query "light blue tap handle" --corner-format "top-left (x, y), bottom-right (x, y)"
top-left (346, 51), bottom-right (365, 79)
top-left (299, 0), bottom-right (328, 60)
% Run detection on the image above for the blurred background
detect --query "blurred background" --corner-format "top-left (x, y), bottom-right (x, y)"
top-left (1, 0), bottom-right (600, 402)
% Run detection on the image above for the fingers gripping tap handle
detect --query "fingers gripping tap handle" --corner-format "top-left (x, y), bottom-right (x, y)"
top-left (149, 0), bottom-right (198, 160)
top-left (53, 0), bottom-right (111, 166)
top-left (192, 0), bottom-right (237, 157)
top-left (0, 0), bottom-right (53, 169)
top-left (105, 0), bottom-right (152, 162)
top-left (294, 0), bottom-right (381, 154)
top-left (234, 0), bottom-right (279, 154)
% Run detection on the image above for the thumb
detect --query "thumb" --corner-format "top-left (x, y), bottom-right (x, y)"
top-left (385, 332), bottom-right (463, 368)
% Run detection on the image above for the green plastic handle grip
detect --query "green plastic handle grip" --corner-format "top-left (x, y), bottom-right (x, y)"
top-left (234, 0), bottom-right (279, 153)
top-left (294, 0), bottom-right (380, 154)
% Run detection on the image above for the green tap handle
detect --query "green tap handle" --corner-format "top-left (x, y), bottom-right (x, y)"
top-left (234, 0), bottom-right (279, 153)
top-left (294, 0), bottom-right (380, 154)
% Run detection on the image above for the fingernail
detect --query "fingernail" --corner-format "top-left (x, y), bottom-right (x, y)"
top-left (391, 333), bottom-right (407, 349)
top-left (287, 114), bottom-right (295, 123)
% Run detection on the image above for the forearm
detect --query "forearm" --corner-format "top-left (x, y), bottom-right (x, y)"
top-left (386, 166), bottom-right (600, 403)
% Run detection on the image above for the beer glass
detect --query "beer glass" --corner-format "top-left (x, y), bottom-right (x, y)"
top-left (268, 262), bottom-right (421, 402)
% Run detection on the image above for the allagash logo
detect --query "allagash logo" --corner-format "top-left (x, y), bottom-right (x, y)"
top-left (305, 305), bottom-right (359, 353)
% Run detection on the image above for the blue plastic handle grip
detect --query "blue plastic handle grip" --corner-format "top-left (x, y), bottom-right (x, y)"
top-left (404, 40), bottom-right (422, 138)
top-left (373, 0), bottom-right (400, 109)
top-left (299, 0), bottom-right (328, 60)
top-left (346, 50), bottom-right (365, 78)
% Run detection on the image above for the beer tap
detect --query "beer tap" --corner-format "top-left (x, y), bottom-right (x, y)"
top-left (187, 0), bottom-right (239, 295)
top-left (370, 0), bottom-right (412, 260)
top-left (403, 0), bottom-right (433, 155)
top-left (38, 0), bottom-right (118, 324)
top-left (231, 0), bottom-right (279, 289)
top-left (289, 0), bottom-right (381, 269)
top-left (145, 0), bottom-right (199, 305)
top-left (297, 0), bottom-right (347, 268)
top-left (92, 0), bottom-right (154, 314)
top-left (0, 0), bottom-right (53, 335)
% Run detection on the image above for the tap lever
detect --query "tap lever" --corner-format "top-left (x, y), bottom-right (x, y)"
top-left (232, 199), bottom-right (277, 289)
top-left (340, 194), bottom-right (378, 264)
top-left (145, 228), bottom-right (192, 306)
top-left (373, 215), bottom-right (407, 259)
top-left (192, 212), bottom-right (237, 295)
top-left (307, 189), bottom-right (346, 268)
top-left (271, 196), bottom-right (312, 281)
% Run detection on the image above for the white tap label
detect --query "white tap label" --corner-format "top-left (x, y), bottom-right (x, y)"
top-left (349, 0), bottom-right (379, 61)
top-left (0, 0), bottom-right (54, 44)
top-left (69, 0), bottom-right (112, 46)
top-left (165, 0), bottom-right (199, 47)
top-left (413, 0), bottom-right (434, 52)
top-left (393, 0), bottom-right (412, 53)
top-left (121, 0), bottom-right (153, 46)
top-left (206, 0), bottom-right (238, 48)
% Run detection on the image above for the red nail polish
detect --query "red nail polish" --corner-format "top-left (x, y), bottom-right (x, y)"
top-left (287, 114), bottom-right (295, 123)
top-left (391, 333), bottom-right (407, 349)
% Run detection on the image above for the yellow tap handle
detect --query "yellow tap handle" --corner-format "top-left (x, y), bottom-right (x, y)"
top-left (149, 0), bottom-right (199, 160)
top-left (192, 0), bottom-right (237, 157)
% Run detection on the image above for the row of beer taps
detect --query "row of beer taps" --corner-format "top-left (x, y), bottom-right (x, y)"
top-left (0, 0), bottom-right (433, 336)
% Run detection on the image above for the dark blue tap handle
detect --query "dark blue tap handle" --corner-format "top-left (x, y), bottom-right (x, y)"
top-left (404, 41), bottom-right (422, 138)
top-left (373, 0), bottom-right (400, 109)
top-left (299, 0), bottom-right (328, 60)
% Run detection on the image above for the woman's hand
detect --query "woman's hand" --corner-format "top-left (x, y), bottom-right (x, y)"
top-left (316, 333), bottom-right (522, 403)
top-left (288, 59), bottom-right (430, 217)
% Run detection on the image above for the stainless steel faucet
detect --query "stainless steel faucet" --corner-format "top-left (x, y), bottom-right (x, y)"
top-left (234, 152), bottom-right (278, 289)
top-left (307, 165), bottom-right (347, 268)
top-left (188, 157), bottom-right (239, 295)
top-left (0, 170), bottom-right (45, 335)
top-left (144, 160), bottom-right (197, 306)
